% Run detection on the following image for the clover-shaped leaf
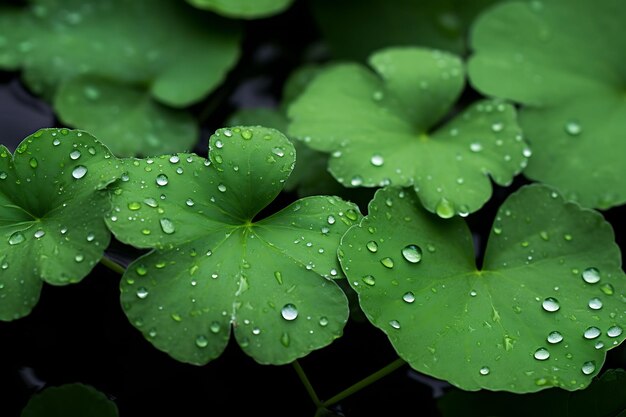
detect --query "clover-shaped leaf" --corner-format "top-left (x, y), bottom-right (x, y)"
top-left (338, 184), bottom-right (626, 392)
top-left (309, 0), bottom-right (500, 61)
top-left (0, 128), bottom-right (122, 321)
top-left (289, 47), bottom-right (529, 218)
top-left (106, 126), bottom-right (361, 365)
top-left (21, 383), bottom-right (119, 417)
top-left (438, 368), bottom-right (626, 417)
top-left (468, 0), bottom-right (626, 209)
top-left (187, 0), bottom-right (294, 19)
top-left (0, 0), bottom-right (240, 156)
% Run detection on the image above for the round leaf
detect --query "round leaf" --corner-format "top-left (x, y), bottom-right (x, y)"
top-left (106, 126), bottom-right (362, 365)
top-left (0, 128), bottom-right (122, 321)
top-left (338, 184), bottom-right (626, 392)
top-left (187, 0), bottom-right (294, 19)
top-left (468, 0), bottom-right (626, 208)
top-left (21, 383), bottom-right (118, 417)
top-left (288, 47), bottom-right (529, 217)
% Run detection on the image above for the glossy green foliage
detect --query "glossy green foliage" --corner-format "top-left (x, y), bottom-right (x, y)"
top-left (187, 0), bottom-right (294, 19)
top-left (0, 129), bottom-right (122, 321)
top-left (0, 0), bottom-right (240, 156)
top-left (21, 383), bottom-right (118, 417)
top-left (289, 47), bottom-right (529, 218)
top-left (468, 0), bottom-right (626, 208)
top-left (105, 126), bottom-right (362, 365)
top-left (339, 184), bottom-right (625, 392)
top-left (438, 369), bottom-right (626, 417)
top-left (309, 0), bottom-right (500, 61)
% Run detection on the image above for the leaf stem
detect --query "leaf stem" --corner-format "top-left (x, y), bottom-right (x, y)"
top-left (99, 255), bottom-right (126, 275)
top-left (292, 360), bottom-right (323, 408)
top-left (321, 357), bottom-right (406, 408)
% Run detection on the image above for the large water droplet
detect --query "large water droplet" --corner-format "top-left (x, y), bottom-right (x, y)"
top-left (581, 361), bottom-right (595, 375)
top-left (319, 316), bottom-right (329, 327)
top-left (159, 218), bottom-right (175, 234)
top-left (542, 297), bottom-right (560, 312)
top-left (581, 267), bottom-right (600, 284)
top-left (401, 244), bottom-right (422, 263)
top-left (72, 165), bottom-right (87, 179)
top-left (362, 275), bottom-right (376, 286)
top-left (8, 231), bottom-right (25, 245)
top-left (534, 348), bottom-right (550, 361)
top-left (156, 174), bottom-right (169, 186)
top-left (547, 331), bottom-right (563, 344)
top-left (370, 155), bottom-right (384, 167)
top-left (366, 241), bottom-right (378, 253)
top-left (380, 257), bottom-right (394, 268)
top-left (588, 298), bottom-right (603, 310)
top-left (69, 150), bottom-right (81, 160)
top-left (217, 184), bottom-right (227, 192)
top-left (583, 326), bottom-right (601, 339)
top-left (136, 287), bottom-right (149, 299)
top-left (241, 129), bottom-right (253, 140)
top-left (281, 303), bottom-right (298, 321)
top-left (327, 215), bottom-right (336, 225)
top-left (402, 292), bottom-right (415, 303)
top-left (607, 325), bottom-right (623, 338)
top-left (435, 198), bottom-right (455, 219)
top-left (29, 158), bottom-right (38, 168)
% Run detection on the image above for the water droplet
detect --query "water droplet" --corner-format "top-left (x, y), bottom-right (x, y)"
top-left (547, 331), bottom-right (563, 344)
top-left (366, 241), bottom-right (378, 253)
top-left (583, 326), bottom-right (601, 339)
top-left (274, 271), bottom-right (283, 285)
top-left (8, 232), bottom-right (25, 245)
top-left (491, 122), bottom-right (504, 132)
top-left (607, 325), bottom-right (623, 338)
top-left (350, 176), bottom-right (363, 186)
top-left (319, 316), bottom-right (329, 327)
top-left (479, 366), bottom-right (490, 376)
top-left (370, 155), bottom-right (384, 166)
top-left (69, 150), bottom-right (81, 160)
top-left (33, 229), bottom-right (45, 239)
top-left (29, 157), bottom-right (38, 168)
top-left (582, 267), bottom-right (600, 284)
top-left (600, 283), bottom-right (614, 295)
top-left (73, 253), bottom-right (84, 262)
top-left (185, 198), bottom-right (195, 207)
top-left (223, 129), bottom-right (232, 137)
top-left (380, 257), bottom-right (394, 268)
top-left (210, 321), bottom-right (221, 334)
top-left (401, 244), bottom-right (422, 263)
top-left (195, 335), bottom-right (209, 348)
top-left (327, 215), bottom-right (336, 225)
top-left (542, 297), bottom-right (560, 312)
top-left (241, 129), bottom-right (253, 140)
top-left (588, 298), bottom-right (603, 310)
top-left (281, 303), bottom-right (298, 321)
top-left (86, 233), bottom-right (95, 242)
top-left (470, 142), bottom-right (483, 152)
top-left (280, 332), bottom-right (290, 347)
top-left (159, 218), bottom-right (175, 234)
top-left (565, 121), bottom-right (582, 136)
top-left (136, 265), bottom-right (147, 276)
top-left (581, 361), bottom-right (595, 375)
top-left (362, 275), bottom-right (376, 286)
top-left (136, 287), bottom-right (149, 299)
top-left (272, 147), bottom-right (285, 157)
top-left (128, 201), bottom-right (141, 211)
top-left (155, 174), bottom-right (169, 186)
top-left (595, 341), bottom-right (604, 349)
top-left (540, 231), bottom-right (549, 241)
top-left (389, 320), bottom-right (401, 329)
top-left (217, 184), bottom-right (227, 192)
top-left (72, 165), bottom-right (87, 179)
top-left (435, 198), bottom-right (455, 219)
top-left (534, 348), bottom-right (550, 360)
top-left (470, 290), bottom-right (477, 297)
top-left (402, 292), bottom-right (415, 303)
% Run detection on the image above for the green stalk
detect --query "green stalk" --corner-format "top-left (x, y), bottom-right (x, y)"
top-left (99, 255), bottom-right (126, 275)
top-left (292, 360), bottom-right (323, 409)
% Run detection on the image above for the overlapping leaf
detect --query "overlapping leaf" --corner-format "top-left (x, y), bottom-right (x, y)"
top-left (21, 383), bottom-right (119, 417)
top-left (0, 128), bottom-right (122, 321)
top-left (339, 184), bottom-right (625, 392)
top-left (106, 126), bottom-right (361, 365)
top-left (187, 0), bottom-right (294, 19)
top-left (0, 0), bottom-right (240, 156)
top-left (289, 47), bottom-right (530, 218)
top-left (468, 0), bottom-right (626, 208)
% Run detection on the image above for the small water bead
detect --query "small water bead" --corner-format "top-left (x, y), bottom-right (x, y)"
top-left (156, 174), bottom-right (169, 186)
top-left (469, 142), bottom-right (483, 152)
top-left (272, 147), bottom-right (285, 157)
top-left (159, 218), bottom-right (175, 234)
top-left (402, 292), bottom-right (415, 303)
top-left (542, 297), bottom-right (560, 312)
top-left (607, 325), bottom-right (623, 338)
top-left (389, 320), bottom-right (401, 329)
top-left (281, 303), bottom-right (298, 321)
top-left (565, 121), bottom-right (582, 136)
top-left (72, 165), bottom-right (87, 179)
top-left (52, 138), bottom-right (61, 146)
top-left (600, 283), bottom-right (614, 295)
top-left (8, 232), bottom-right (25, 245)
top-left (223, 129), bottom-right (233, 137)
top-left (581, 361), bottom-right (595, 375)
top-left (435, 198), bottom-right (455, 219)
top-left (581, 267), bottom-right (600, 284)
top-left (588, 298), bottom-right (603, 310)
top-left (252, 327), bottom-right (261, 335)
top-left (33, 229), bottom-right (45, 239)
top-left (362, 275), bottom-right (376, 286)
top-left (595, 341), bottom-right (604, 349)
top-left (143, 198), bottom-right (158, 208)
top-left (380, 257), bottom-right (394, 268)
top-left (547, 331), bottom-right (563, 344)
top-left (241, 129), bottom-right (253, 140)
top-left (128, 201), bottom-right (141, 210)
top-left (479, 366), bottom-right (490, 376)
top-left (210, 321), bottom-right (221, 334)
top-left (195, 335), bottom-right (209, 348)
top-left (370, 155), bottom-right (384, 167)
top-left (29, 158), bottom-right (38, 168)
top-left (169, 155), bottom-right (180, 164)
top-left (350, 176), bottom-right (363, 186)
top-left (319, 316), bottom-right (329, 327)
top-left (366, 241), bottom-right (378, 253)
top-left (69, 149), bottom-right (82, 161)
top-left (327, 215), bottom-right (336, 225)
top-left (583, 326), bottom-right (601, 339)
top-left (534, 348), bottom-right (550, 361)
top-left (86, 233), bottom-right (95, 242)
top-left (401, 244), bottom-right (422, 263)
top-left (470, 290), bottom-right (477, 297)
top-left (185, 198), bottom-right (195, 207)
top-left (491, 122), bottom-right (504, 132)
top-left (136, 287), bottom-right (149, 299)
top-left (217, 184), bottom-right (227, 192)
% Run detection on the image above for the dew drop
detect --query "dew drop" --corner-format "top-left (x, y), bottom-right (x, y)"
top-left (34, 229), bottom-right (45, 239)
top-left (470, 290), bottom-right (477, 297)
top-left (380, 257), bottom-right (394, 268)
top-left (542, 297), bottom-right (560, 312)
top-left (350, 176), bottom-right (363, 186)
top-left (280, 332), bottom-right (290, 347)
top-left (281, 303), bottom-right (298, 321)
top-left (600, 283), bottom-right (614, 295)
top-left (370, 155), bottom-right (384, 167)
top-left (223, 129), bottom-right (232, 137)
top-left (588, 298), bottom-right (603, 310)
top-left (565, 121), bottom-right (582, 136)
top-left (159, 218), bottom-right (175, 234)
top-left (435, 198), bottom-right (455, 219)
top-left (217, 184), bottom-right (227, 192)
top-left (581, 267), bottom-right (600, 284)
top-left (29, 158), bottom-right (38, 168)
top-left (469, 142), bottom-right (483, 152)
top-left (128, 201), bottom-right (141, 211)
top-left (547, 331), bottom-right (563, 344)
top-left (479, 366), bottom-right (490, 376)
top-left (581, 361), bottom-right (595, 375)
top-left (136, 287), bottom-right (149, 299)
top-left (241, 129), bottom-right (253, 140)
top-left (401, 244), bottom-right (422, 263)
top-left (155, 174), bottom-right (169, 186)
top-left (8, 232), bottom-right (25, 245)
top-left (402, 292), bottom-right (415, 303)
top-left (136, 265), bottom-right (147, 276)
top-left (185, 198), bottom-right (195, 207)
top-left (274, 271), bottom-right (283, 285)
top-left (362, 275), bottom-right (376, 286)
top-left (366, 241), bottom-right (378, 253)
top-left (319, 316), bottom-right (329, 327)
top-left (607, 325), bottom-right (623, 338)
top-left (491, 122), bottom-right (504, 132)
top-left (389, 320), bottom-right (401, 329)
top-left (272, 147), bottom-right (285, 157)
top-left (327, 215), bottom-right (336, 225)
top-left (210, 321), bottom-right (221, 334)
top-left (583, 326), bottom-right (601, 339)
top-left (72, 165), bottom-right (87, 179)
top-left (195, 335), bottom-right (209, 348)
top-left (534, 347), bottom-right (550, 360)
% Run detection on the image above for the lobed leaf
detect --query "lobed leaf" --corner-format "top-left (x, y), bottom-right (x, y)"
top-left (338, 184), bottom-right (626, 392)
top-left (21, 383), bottom-right (119, 417)
top-left (106, 126), bottom-right (362, 365)
top-left (0, 128), bottom-right (122, 321)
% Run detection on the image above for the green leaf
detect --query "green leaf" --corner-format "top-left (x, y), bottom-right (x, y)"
top-left (309, 0), bottom-right (500, 61)
top-left (21, 383), bottom-right (119, 417)
top-left (438, 369), bottom-right (626, 417)
top-left (187, 0), bottom-right (294, 19)
top-left (338, 184), bottom-right (626, 392)
top-left (1, 0), bottom-right (240, 155)
top-left (0, 128), bottom-right (122, 321)
top-left (288, 47), bottom-right (529, 217)
top-left (468, 0), bottom-right (626, 209)
top-left (55, 77), bottom-right (198, 157)
top-left (106, 126), bottom-right (362, 365)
